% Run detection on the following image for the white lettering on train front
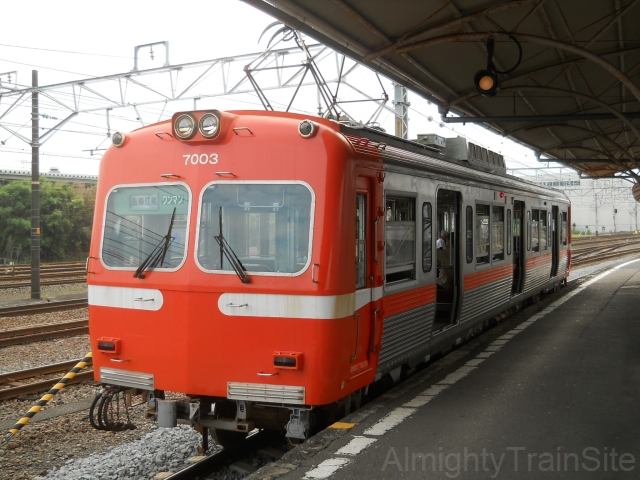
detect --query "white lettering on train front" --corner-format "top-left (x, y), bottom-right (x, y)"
top-left (183, 153), bottom-right (219, 165)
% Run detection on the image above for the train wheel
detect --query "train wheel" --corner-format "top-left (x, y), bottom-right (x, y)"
top-left (213, 429), bottom-right (247, 450)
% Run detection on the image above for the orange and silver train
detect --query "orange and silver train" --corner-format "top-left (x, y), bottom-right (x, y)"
top-left (87, 109), bottom-right (571, 445)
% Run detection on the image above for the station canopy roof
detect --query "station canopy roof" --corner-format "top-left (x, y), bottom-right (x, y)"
top-left (245, 0), bottom-right (640, 180)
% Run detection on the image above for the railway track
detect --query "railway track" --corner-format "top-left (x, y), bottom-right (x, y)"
top-left (166, 430), bottom-right (280, 480)
top-left (0, 319), bottom-right (88, 347)
top-left (0, 262), bottom-right (84, 276)
top-left (3, 269), bottom-right (87, 281)
top-left (0, 359), bottom-right (94, 401)
top-left (0, 298), bottom-right (88, 317)
top-left (572, 246), bottom-right (640, 267)
top-left (0, 277), bottom-right (86, 290)
top-left (0, 261), bottom-right (87, 290)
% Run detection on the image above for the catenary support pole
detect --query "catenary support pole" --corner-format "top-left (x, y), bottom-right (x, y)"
top-left (31, 70), bottom-right (40, 300)
top-left (393, 83), bottom-right (409, 139)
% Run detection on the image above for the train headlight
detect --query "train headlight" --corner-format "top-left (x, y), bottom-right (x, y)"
top-left (174, 114), bottom-right (197, 139)
top-left (299, 120), bottom-right (316, 138)
top-left (112, 132), bottom-right (126, 147)
top-left (198, 113), bottom-right (220, 138)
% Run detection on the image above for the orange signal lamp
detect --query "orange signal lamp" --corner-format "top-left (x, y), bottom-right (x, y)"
top-left (474, 69), bottom-right (500, 97)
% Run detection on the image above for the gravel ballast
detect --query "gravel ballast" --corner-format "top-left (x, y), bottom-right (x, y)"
top-left (35, 425), bottom-right (213, 480)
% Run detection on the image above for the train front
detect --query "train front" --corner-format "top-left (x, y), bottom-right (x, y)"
top-left (87, 110), bottom-right (361, 444)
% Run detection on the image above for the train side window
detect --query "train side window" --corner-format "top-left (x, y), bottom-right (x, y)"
top-left (492, 206), bottom-right (504, 261)
top-left (385, 196), bottom-right (416, 284)
top-left (422, 202), bottom-right (432, 272)
top-left (466, 205), bottom-right (473, 264)
top-left (531, 210), bottom-right (540, 252)
top-left (562, 212), bottom-right (568, 245)
top-left (527, 211), bottom-right (531, 251)
top-left (539, 210), bottom-right (547, 251)
top-left (356, 194), bottom-right (367, 289)
top-left (506, 209), bottom-right (512, 256)
top-left (475, 204), bottom-right (490, 265)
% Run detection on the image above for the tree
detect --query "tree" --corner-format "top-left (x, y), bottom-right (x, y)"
top-left (0, 179), bottom-right (96, 262)
top-left (0, 180), bottom-right (31, 263)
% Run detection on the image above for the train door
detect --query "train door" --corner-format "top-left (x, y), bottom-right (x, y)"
top-left (551, 206), bottom-right (559, 277)
top-left (352, 177), bottom-right (380, 376)
top-left (434, 189), bottom-right (461, 331)
top-left (512, 200), bottom-right (525, 294)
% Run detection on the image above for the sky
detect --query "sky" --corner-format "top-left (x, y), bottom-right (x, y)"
top-left (0, 0), bottom-right (567, 180)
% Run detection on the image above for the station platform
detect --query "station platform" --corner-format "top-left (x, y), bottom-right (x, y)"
top-left (253, 257), bottom-right (640, 480)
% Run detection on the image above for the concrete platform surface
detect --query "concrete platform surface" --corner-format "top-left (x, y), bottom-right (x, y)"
top-left (253, 258), bottom-right (640, 480)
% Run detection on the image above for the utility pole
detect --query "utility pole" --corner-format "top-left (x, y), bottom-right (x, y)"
top-left (594, 192), bottom-right (598, 233)
top-left (31, 70), bottom-right (40, 300)
top-left (393, 83), bottom-right (409, 139)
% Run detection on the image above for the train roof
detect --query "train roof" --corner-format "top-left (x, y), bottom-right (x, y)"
top-left (126, 110), bottom-right (567, 203)
top-left (341, 124), bottom-right (569, 203)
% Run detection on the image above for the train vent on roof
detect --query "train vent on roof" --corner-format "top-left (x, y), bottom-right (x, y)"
top-left (444, 137), bottom-right (506, 174)
top-left (416, 134), bottom-right (446, 149)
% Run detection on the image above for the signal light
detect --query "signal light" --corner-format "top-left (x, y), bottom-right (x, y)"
top-left (198, 113), bottom-right (220, 138)
top-left (98, 342), bottom-right (116, 351)
top-left (112, 132), bottom-right (126, 147)
top-left (473, 35), bottom-right (522, 98)
top-left (174, 113), bottom-right (197, 139)
top-left (273, 351), bottom-right (302, 370)
top-left (274, 357), bottom-right (296, 367)
top-left (97, 337), bottom-right (121, 354)
top-left (474, 69), bottom-right (499, 97)
top-left (299, 120), bottom-right (316, 138)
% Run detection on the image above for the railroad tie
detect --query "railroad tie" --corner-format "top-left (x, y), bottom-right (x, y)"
top-left (4, 352), bottom-right (93, 442)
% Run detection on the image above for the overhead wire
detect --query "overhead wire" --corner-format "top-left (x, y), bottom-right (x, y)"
top-left (0, 43), bottom-right (139, 60)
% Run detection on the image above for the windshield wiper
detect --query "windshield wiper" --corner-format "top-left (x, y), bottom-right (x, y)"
top-left (134, 207), bottom-right (176, 279)
top-left (214, 206), bottom-right (250, 284)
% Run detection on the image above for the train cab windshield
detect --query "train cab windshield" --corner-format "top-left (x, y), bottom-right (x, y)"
top-left (196, 182), bottom-right (313, 275)
top-left (101, 184), bottom-right (190, 270)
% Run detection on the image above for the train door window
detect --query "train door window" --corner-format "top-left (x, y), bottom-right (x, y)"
top-left (102, 184), bottom-right (191, 270)
top-left (465, 206), bottom-right (473, 263)
top-left (422, 203), bottom-right (433, 272)
top-left (385, 196), bottom-right (416, 283)
top-left (531, 210), bottom-right (539, 252)
top-left (356, 194), bottom-right (367, 289)
top-left (562, 212), bottom-right (568, 245)
top-left (506, 209), bottom-right (512, 255)
top-left (475, 204), bottom-right (490, 265)
top-left (526, 210), bottom-right (531, 251)
top-left (539, 210), bottom-right (547, 251)
top-left (491, 206), bottom-right (504, 261)
top-left (196, 183), bottom-right (313, 275)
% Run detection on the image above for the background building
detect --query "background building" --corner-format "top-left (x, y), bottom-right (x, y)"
top-left (513, 169), bottom-right (639, 233)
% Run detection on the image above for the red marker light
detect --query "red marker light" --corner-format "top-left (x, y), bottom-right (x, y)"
top-left (499, 192), bottom-right (505, 198)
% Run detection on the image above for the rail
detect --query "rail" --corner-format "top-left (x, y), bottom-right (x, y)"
top-left (0, 319), bottom-right (88, 347)
top-left (165, 429), bottom-right (271, 480)
top-left (0, 299), bottom-right (88, 317)
top-left (0, 359), bottom-right (94, 401)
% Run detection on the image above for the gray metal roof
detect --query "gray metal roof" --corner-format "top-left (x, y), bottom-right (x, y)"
top-left (244, 0), bottom-right (640, 181)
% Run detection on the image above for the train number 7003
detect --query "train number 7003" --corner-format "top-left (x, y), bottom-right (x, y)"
top-left (183, 153), bottom-right (219, 165)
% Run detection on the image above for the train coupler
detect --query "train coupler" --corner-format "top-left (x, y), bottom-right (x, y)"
top-left (285, 408), bottom-right (311, 440)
